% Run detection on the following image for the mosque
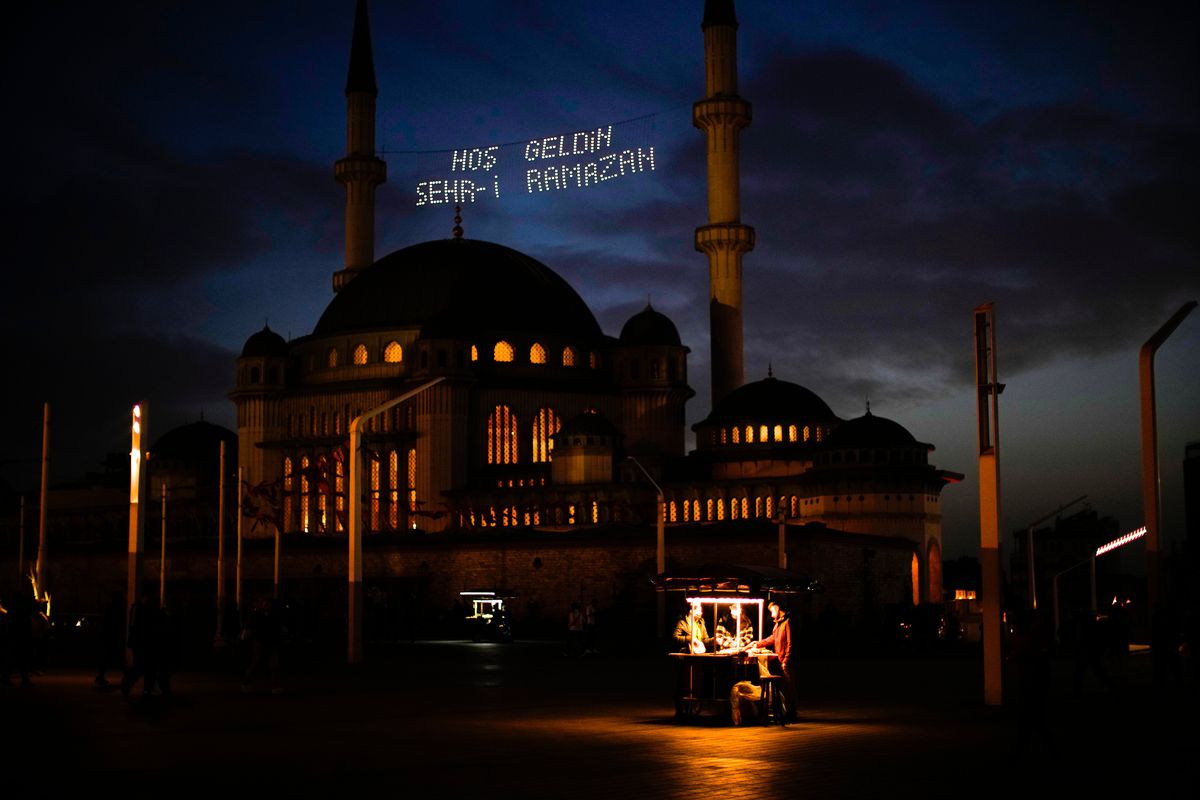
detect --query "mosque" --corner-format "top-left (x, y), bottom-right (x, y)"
top-left (231, 0), bottom-right (960, 608)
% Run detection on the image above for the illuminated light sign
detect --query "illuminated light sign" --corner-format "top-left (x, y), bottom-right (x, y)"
top-left (130, 404), bottom-right (143, 504)
top-left (1095, 526), bottom-right (1147, 557)
top-left (410, 120), bottom-right (656, 206)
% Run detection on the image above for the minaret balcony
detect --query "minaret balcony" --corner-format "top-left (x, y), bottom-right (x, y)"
top-left (692, 97), bottom-right (752, 131)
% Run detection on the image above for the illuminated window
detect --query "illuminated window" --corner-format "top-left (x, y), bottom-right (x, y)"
top-left (732, 427), bottom-right (740, 444)
top-left (353, 344), bottom-right (368, 365)
top-left (815, 427), bottom-right (824, 442)
top-left (407, 448), bottom-right (417, 514)
top-left (760, 425), bottom-right (769, 443)
top-left (591, 501), bottom-right (599, 524)
top-left (589, 352), bottom-right (598, 369)
top-left (754, 497), bottom-right (762, 518)
top-left (388, 450), bottom-right (399, 529)
top-left (327, 348), bottom-right (338, 368)
top-left (765, 496), bottom-right (774, 518)
top-left (335, 457), bottom-right (345, 532)
top-left (912, 554), bottom-right (920, 606)
top-left (471, 345), bottom-right (478, 362)
top-left (494, 341), bottom-right (514, 362)
top-left (706, 498), bottom-right (714, 521)
top-left (384, 341), bottom-right (403, 363)
top-left (773, 425), bottom-right (783, 442)
top-left (731, 497), bottom-right (740, 520)
top-left (790, 496), bottom-right (799, 516)
top-left (720, 428), bottom-right (727, 445)
top-left (532, 408), bottom-right (560, 463)
top-left (282, 457), bottom-right (294, 533)
top-left (530, 343), bottom-right (546, 364)
top-left (370, 456), bottom-right (380, 530)
top-left (669, 501), bottom-right (678, 522)
top-left (803, 426), bottom-right (811, 442)
top-left (745, 426), bottom-right (754, 443)
top-left (717, 498), bottom-right (726, 520)
top-left (788, 424), bottom-right (798, 443)
top-left (487, 405), bottom-right (518, 464)
top-left (562, 346), bottom-right (576, 367)
top-left (683, 500), bottom-right (691, 522)
top-left (300, 456), bottom-right (311, 533)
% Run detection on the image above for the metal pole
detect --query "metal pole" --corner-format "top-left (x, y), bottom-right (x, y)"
top-left (160, 482), bottom-right (167, 607)
top-left (18, 495), bottom-right (25, 581)
top-left (216, 440), bottom-right (226, 645)
top-left (36, 402), bottom-right (50, 593)
top-left (236, 467), bottom-right (243, 614)
top-left (348, 378), bottom-right (444, 663)
top-left (127, 403), bottom-right (147, 665)
top-left (273, 521), bottom-right (281, 600)
top-left (974, 303), bottom-right (1003, 706)
top-left (1139, 300), bottom-right (1196, 608)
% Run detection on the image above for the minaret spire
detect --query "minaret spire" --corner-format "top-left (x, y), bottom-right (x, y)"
top-left (333, 0), bottom-right (387, 293)
top-left (695, 0), bottom-right (754, 406)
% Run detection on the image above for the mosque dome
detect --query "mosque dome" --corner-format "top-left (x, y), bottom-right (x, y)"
top-left (697, 375), bottom-right (839, 429)
top-left (314, 239), bottom-right (603, 341)
top-left (825, 411), bottom-right (927, 449)
top-left (619, 304), bottom-right (682, 347)
top-left (241, 324), bottom-right (287, 357)
top-left (149, 420), bottom-right (237, 481)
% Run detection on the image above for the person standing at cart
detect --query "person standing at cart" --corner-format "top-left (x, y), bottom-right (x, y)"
top-left (752, 601), bottom-right (798, 721)
top-left (673, 600), bottom-right (712, 653)
top-left (716, 602), bottom-right (754, 652)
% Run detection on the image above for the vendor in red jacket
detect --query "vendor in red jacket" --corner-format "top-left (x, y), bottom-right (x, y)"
top-left (752, 601), bottom-right (799, 721)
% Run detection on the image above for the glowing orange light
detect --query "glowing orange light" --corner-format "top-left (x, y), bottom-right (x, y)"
top-left (1095, 526), bottom-right (1147, 557)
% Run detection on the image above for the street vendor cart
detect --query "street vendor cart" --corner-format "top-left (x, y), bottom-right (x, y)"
top-left (653, 565), bottom-right (819, 723)
top-left (460, 590), bottom-right (515, 642)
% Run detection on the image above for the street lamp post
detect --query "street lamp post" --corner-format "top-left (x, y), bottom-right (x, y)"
top-left (627, 456), bottom-right (666, 638)
top-left (347, 378), bottom-right (444, 663)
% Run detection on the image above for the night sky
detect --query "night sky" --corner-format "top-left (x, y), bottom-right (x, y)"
top-left (4, 1), bottom-right (1197, 560)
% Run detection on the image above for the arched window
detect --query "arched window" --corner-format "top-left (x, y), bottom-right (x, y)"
top-left (388, 450), bottom-right (399, 529)
top-left (530, 342), bottom-right (547, 364)
top-left (788, 424), bottom-right (798, 443)
top-left (327, 348), bottom-right (338, 368)
top-left (683, 500), bottom-right (691, 522)
top-left (369, 455), bottom-right (380, 530)
top-left (589, 352), bottom-right (598, 369)
top-left (334, 457), bottom-right (345, 532)
top-left (773, 424), bottom-right (783, 442)
top-left (470, 345), bottom-right (478, 362)
top-left (754, 496), bottom-right (762, 518)
top-left (706, 498), bottom-right (714, 521)
top-left (693, 499), bottom-right (701, 520)
top-left (353, 344), bottom-right (368, 365)
top-left (803, 426), bottom-right (811, 442)
top-left (720, 428), bottom-right (728, 445)
top-left (562, 346), bottom-right (576, 367)
top-left (760, 425), bottom-right (769, 443)
top-left (716, 498), bottom-right (726, 521)
top-left (299, 456), bottom-right (311, 533)
top-left (732, 427), bottom-right (740, 444)
top-left (487, 405), bottom-right (518, 464)
top-left (384, 341), bottom-right (403, 363)
top-left (250, 366), bottom-right (261, 384)
top-left (531, 408), bottom-right (560, 463)
top-left (282, 457), bottom-right (294, 533)
top-left (745, 425), bottom-right (754, 443)
top-left (765, 496), bottom-right (775, 519)
top-left (407, 448), bottom-right (417, 515)
top-left (669, 501), bottom-right (678, 522)
top-left (494, 341), bottom-right (514, 362)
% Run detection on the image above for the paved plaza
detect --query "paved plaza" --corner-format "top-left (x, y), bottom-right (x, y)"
top-left (6, 640), bottom-right (1192, 796)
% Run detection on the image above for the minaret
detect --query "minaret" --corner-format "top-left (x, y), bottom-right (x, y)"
top-left (694, 0), bottom-right (754, 406)
top-left (333, 0), bottom-right (387, 293)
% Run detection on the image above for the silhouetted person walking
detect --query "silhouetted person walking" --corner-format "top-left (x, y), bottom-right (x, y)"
top-left (121, 590), bottom-right (158, 697)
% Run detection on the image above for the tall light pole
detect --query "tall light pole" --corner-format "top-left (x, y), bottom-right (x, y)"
top-left (127, 402), bottom-right (148, 654)
top-left (973, 304), bottom-right (1003, 706)
top-left (1139, 300), bottom-right (1196, 607)
top-left (36, 403), bottom-right (50, 595)
top-left (627, 456), bottom-right (666, 637)
top-left (1021, 495), bottom-right (1087, 610)
top-left (347, 378), bottom-right (443, 663)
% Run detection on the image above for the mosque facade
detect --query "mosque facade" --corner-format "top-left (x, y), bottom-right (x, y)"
top-left (230, 0), bottom-right (959, 605)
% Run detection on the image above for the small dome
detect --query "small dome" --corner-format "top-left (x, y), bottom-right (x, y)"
top-left (696, 376), bottom-right (839, 429)
top-left (241, 325), bottom-right (287, 358)
top-left (825, 411), bottom-right (926, 449)
top-left (554, 409), bottom-right (621, 441)
top-left (619, 304), bottom-right (682, 347)
top-left (150, 420), bottom-right (238, 472)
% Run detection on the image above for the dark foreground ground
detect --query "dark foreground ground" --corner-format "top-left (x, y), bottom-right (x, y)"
top-left (5, 639), bottom-right (1195, 797)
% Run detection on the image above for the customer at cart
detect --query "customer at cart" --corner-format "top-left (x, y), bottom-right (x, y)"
top-left (673, 600), bottom-right (713, 653)
top-left (716, 602), bottom-right (755, 652)
top-left (751, 601), bottom-right (798, 721)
